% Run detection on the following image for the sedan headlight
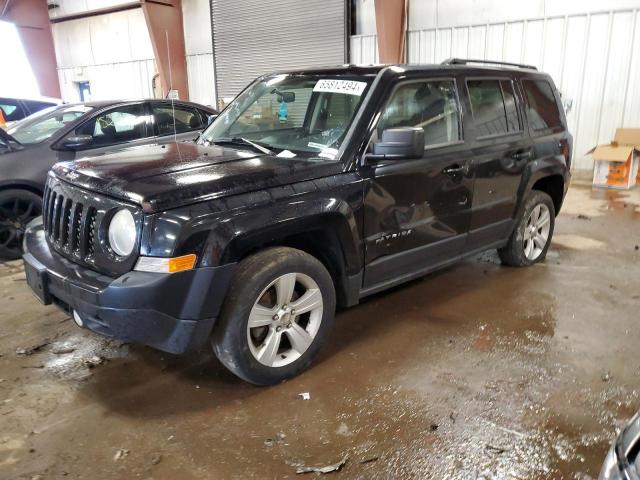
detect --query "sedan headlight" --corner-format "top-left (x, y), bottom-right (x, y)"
top-left (108, 209), bottom-right (136, 257)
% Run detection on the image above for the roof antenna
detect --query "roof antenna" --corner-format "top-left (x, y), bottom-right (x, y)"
top-left (165, 30), bottom-right (177, 144)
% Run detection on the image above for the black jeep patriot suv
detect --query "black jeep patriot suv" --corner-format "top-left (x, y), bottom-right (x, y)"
top-left (23, 59), bottom-right (572, 385)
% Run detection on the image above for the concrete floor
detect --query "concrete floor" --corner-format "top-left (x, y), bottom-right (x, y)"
top-left (1, 184), bottom-right (639, 480)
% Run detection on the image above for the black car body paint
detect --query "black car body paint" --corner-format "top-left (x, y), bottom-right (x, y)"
top-left (22, 63), bottom-right (572, 355)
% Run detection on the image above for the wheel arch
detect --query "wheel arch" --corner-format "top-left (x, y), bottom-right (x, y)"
top-left (531, 174), bottom-right (565, 216)
top-left (0, 181), bottom-right (44, 197)
top-left (220, 212), bottom-right (360, 308)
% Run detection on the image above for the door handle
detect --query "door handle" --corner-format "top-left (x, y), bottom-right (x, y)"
top-left (442, 164), bottom-right (465, 176)
top-left (511, 150), bottom-right (532, 161)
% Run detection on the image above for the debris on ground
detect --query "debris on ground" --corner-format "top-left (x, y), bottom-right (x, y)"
top-left (150, 453), bottom-right (162, 465)
top-left (265, 432), bottom-right (287, 447)
top-left (485, 444), bottom-right (507, 455)
top-left (52, 347), bottom-right (76, 355)
top-left (298, 392), bottom-right (311, 400)
top-left (576, 214), bottom-right (591, 220)
top-left (83, 356), bottom-right (105, 369)
top-left (16, 341), bottom-right (51, 356)
top-left (429, 423), bottom-right (439, 431)
top-left (295, 456), bottom-right (348, 474)
top-left (113, 449), bottom-right (129, 461)
top-left (449, 412), bottom-right (456, 423)
top-left (602, 371), bottom-right (611, 382)
top-left (359, 456), bottom-right (378, 465)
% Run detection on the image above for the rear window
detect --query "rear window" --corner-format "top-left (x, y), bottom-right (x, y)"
top-left (522, 80), bottom-right (563, 132)
top-left (467, 79), bottom-right (521, 137)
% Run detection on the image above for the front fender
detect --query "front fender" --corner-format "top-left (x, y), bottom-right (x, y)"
top-left (140, 173), bottom-right (365, 275)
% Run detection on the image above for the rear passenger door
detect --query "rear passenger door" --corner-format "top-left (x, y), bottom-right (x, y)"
top-left (463, 76), bottom-right (532, 253)
top-left (151, 102), bottom-right (207, 143)
top-left (362, 77), bottom-right (474, 290)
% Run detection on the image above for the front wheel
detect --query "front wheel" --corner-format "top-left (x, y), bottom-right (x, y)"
top-left (212, 247), bottom-right (336, 385)
top-left (498, 190), bottom-right (555, 267)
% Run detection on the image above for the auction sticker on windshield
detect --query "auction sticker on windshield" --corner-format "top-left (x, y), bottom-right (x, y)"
top-left (313, 79), bottom-right (367, 96)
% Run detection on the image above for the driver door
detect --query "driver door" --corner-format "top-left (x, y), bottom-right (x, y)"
top-left (362, 78), bottom-right (474, 291)
top-left (57, 102), bottom-right (151, 161)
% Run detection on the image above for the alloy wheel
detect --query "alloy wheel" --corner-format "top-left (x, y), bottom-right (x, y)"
top-left (523, 203), bottom-right (551, 261)
top-left (0, 197), bottom-right (40, 258)
top-left (247, 272), bottom-right (323, 368)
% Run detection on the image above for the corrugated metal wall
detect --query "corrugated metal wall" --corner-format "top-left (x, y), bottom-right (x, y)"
top-left (350, 35), bottom-right (379, 64)
top-left (210, 0), bottom-right (347, 102)
top-left (51, 8), bottom-right (156, 102)
top-left (350, 6), bottom-right (640, 171)
top-left (182, 0), bottom-right (216, 106)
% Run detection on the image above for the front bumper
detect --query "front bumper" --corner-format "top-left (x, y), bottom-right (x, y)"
top-left (22, 218), bottom-right (236, 354)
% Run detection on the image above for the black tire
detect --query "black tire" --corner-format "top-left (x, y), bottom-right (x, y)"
top-left (498, 190), bottom-right (555, 267)
top-left (0, 189), bottom-right (42, 261)
top-left (211, 247), bottom-right (336, 386)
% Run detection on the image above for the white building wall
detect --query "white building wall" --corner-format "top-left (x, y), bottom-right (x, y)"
top-left (51, 8), bottom-right (156, 102)
top-left (182, 0), bottom-right (216, 107)
top-left (351, 0), bottom-right (640, 171)
top-left (350, 35), bottom-right (379, 64)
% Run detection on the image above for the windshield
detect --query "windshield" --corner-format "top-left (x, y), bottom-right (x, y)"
top-left (6, 105), bottom-right (92, 145)
top-left (199, 74), bottom-right (373, 160)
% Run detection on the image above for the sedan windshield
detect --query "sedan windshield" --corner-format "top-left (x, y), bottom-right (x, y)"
top-left (199, 74), bottom-right (373, 160)
top-left (6, 105), bottom-right (92, 145)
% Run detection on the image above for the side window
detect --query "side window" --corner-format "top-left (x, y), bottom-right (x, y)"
top-left (0, 99), bottom-right (26, 122)
top-left (76, 104), bottom-right (147, 148)
top-left (522, 79), bottom-right (563, 132)
top-left (378, 80), bottom-right (461, 147)
top-left (467, 79), bottom-right (521, 137)
top-left (23, 100), bottom-right (55, 115)
top-left (152, 104), bottom-right (204, 135)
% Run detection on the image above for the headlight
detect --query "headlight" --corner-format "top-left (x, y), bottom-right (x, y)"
top-left (108, 209), bottom-right (136, 257)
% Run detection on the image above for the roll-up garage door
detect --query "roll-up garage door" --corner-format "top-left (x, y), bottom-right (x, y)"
top-left (210, 0), bottom-right (347, 104)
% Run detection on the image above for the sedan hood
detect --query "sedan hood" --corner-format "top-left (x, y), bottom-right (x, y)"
top-left (51, 142), bottom-right (342, 213)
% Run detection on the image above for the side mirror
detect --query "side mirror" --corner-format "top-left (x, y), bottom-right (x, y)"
top-left (367, 127), bottom-right (425, 161)
top-left (207, 114), bottom-right (217, 125)
top-left (62, 134), bottom-right (93, 150)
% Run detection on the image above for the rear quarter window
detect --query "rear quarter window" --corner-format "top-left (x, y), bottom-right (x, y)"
top-left (467, 79), bottom-right (521, 138)
top-left (522, 79), bottom-right (563, 132)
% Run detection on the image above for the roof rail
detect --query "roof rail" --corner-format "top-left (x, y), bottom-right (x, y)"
top-left (441, 58), bottom-right (538, 71)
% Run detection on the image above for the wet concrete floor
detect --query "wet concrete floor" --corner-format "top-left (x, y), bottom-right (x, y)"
top-left (1, 184), bottom-right (639, 479)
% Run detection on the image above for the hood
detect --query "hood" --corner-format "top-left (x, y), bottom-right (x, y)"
top-left (51, 142), bottom-right (343, 213)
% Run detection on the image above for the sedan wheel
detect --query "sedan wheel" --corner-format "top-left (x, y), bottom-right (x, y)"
top-left (0, 190), bottom-right (42, 260)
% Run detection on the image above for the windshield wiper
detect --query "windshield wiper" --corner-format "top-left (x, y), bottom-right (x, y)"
top-left (210, 137), bottom-right (274, 156)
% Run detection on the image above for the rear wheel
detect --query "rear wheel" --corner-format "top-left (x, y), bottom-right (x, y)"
top-left (498, 190), bottom-right (555, 267)
top-left (0, 189), bottom-right (42, 260)
top-left (212, 247), bottom-right (336, 385)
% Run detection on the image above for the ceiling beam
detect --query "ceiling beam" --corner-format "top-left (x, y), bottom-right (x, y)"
top-left (141, 0), bottom-right (189, 100)
top-left (374, 0), bottom-right (407, 64)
